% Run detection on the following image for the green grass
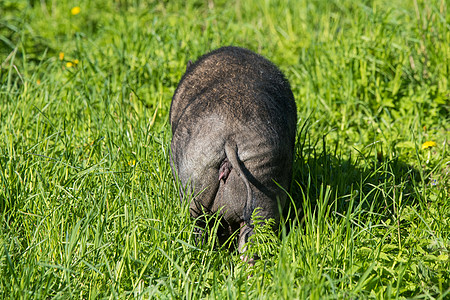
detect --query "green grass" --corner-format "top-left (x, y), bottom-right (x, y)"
top-left (1, 0), bottom-right (449, 298)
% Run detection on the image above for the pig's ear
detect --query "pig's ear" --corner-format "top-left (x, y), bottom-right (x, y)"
top-left (186, 60), bottom-right (193, 71)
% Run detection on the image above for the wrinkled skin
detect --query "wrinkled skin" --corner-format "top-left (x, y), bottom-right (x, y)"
top-left (170, 46), bottom-right (297, 253)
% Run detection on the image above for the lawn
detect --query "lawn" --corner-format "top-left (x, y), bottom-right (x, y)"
top-left (1, 0), bottom-right (449, 298)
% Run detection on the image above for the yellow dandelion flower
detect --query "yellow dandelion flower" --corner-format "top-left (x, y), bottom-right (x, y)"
top-left (71, 6), bottom-right (81, 15)
top-left (37, 79), bottom-right (41, 85)
top-left (128, 160), bottom-right (136, 167)
top-left (73, 59), bottom-right (79, 65)
top-left (66, 62), bottom-right (73, 68)
top-left (59, 52), bottom-right (64, 60)
top-left (422, 141), bottom-right (437, 150)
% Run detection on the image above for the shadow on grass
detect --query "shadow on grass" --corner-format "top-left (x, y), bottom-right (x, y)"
top-left (284, 132), bottom-right (422, 232)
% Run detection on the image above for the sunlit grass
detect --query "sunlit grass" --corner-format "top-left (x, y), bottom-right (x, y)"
top-left (1, 0), bottom-right (449, 298)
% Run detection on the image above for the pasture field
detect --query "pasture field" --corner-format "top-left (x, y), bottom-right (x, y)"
top-left (1, 0), bottom-right (449, 298)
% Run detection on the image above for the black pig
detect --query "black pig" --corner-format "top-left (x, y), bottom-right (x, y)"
top-left (170, 46), bottom-right (297, 255)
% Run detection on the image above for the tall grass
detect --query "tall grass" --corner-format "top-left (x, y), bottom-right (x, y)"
top-left (1, 0), bottom-right (449, 298)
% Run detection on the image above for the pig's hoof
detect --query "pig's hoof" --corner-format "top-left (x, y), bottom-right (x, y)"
top-left (193, 226), bottom-right (207, 246)
top-left (240, 254), bottom-right (258, 266)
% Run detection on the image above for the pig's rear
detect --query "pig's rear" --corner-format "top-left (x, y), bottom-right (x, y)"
top-left (170, 46), bottom-right (297, 252)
